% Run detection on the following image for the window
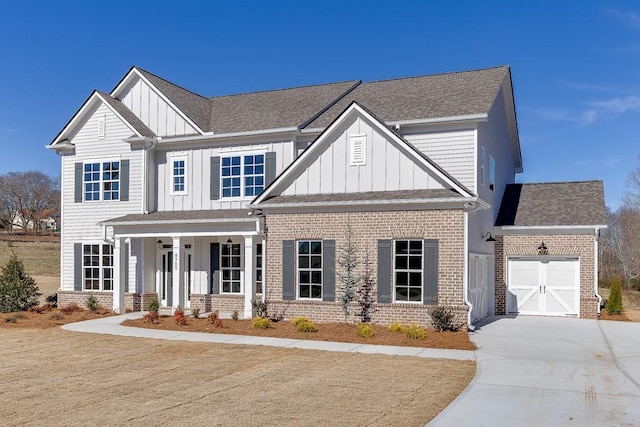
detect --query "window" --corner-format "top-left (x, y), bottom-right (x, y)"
top-left (84, 162), bottom-right (119, 201)
top-left (221, 154), bottom-right (264, 197)
top-left (297, 240), bottom-right (322, 299)
top-left (394, 240), bottom-right (423, 302)
top-left (171, 157), bottom-right (187, 194)
top-left (83, 244), bottom-right (113, 291)
top-left (256, 243), bottom-right (263, 294)
top-left (479, 146), bottom-right (486, 185)
top-left (221, 243), bottom-right (241, 293)
top-left (489, 155), bottom-right (496, 191)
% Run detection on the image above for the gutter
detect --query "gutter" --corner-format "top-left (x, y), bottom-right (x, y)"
top-left (256, 196), bottom-right (474, 210)
top-left (463, 203), bottom-right (482, 331)
top-left (156, 127), bottom-right (299, 144)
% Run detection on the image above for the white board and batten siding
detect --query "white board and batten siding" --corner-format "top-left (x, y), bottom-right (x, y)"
top-left (156, 140), bottom-right (295, 212)
top-left (119, 78), bottom-right (198, 137)
top-left (283, 116), bottom-right (445, 196)
top-left (60, 103), bottom-right (144, 291)
top-left (404, 128), bottom-right (476, 194)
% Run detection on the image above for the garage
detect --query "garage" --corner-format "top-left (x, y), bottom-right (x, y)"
top-left (507, 257), bottom-right (580, 317)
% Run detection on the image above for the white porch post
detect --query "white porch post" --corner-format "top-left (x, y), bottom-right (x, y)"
top-left (261, 235), bottom-right (267, 303)
top-left (172, 236), bottom-right (182, 311)
top-left (244, 236), bottom-right (255, 319)
top-left (112, 237), bottom-right (126, 314)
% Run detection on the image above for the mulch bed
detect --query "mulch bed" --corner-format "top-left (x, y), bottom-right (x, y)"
top-left (0, 307), bottom-right (113, 328)
top-left (122, 316), bottom-right (477, 350)
top-left (599, 310), bottom-right (631, 321)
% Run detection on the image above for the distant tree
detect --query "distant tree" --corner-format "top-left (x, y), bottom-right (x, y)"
top-left (0, 171), bottom-right (59, 234)
top-left (0, 253), bottom-right (41, 312)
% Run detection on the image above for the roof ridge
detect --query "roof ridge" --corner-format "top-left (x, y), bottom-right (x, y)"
top-left (363, 65), bottom-right (510, 85)
top-left (208, 79), bottom-right (361, 100)
top-left (135, 66), bottom-right (211, 101)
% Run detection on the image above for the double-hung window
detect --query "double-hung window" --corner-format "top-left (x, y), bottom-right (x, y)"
top-left (221, 243), bottom-right (241, 293)
top-left (256, 243), bottom-right (263, 294)
top-left (83, 244), bottom-right (113, 291)
top-left (297, 240), bottom-right (322, 299)
top-left (84, 161), bottom-right (119, 201)
top-left (394, 240), bottom-right (423, 302)
top-left (171, 156), bottom-right (187, 194)
top-left (221, 154), bottom-right (264, 197)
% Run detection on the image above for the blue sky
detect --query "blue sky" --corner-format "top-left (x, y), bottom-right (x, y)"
top-left (1, 1), bottom-right (638, 209)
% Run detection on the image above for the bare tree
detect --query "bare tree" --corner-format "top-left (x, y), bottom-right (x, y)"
top-left (601, 208), bottom-right (640, 286)
top-left (0, 172), bottom-right (59, 235)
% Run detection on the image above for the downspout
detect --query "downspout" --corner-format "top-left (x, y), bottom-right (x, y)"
top-left (143, 137), bottom-right (158, 214)
top-left (462, 202), bottom-right (481, 331)
top-left (594, 228), bottom-right (602, 315)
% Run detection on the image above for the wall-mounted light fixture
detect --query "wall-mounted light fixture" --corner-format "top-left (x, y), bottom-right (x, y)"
top-left (537, 241), bottom-right (548, 256)
top-left (156, 239), bottom-right (163, 248)
top-left (482, 232), bottom-right (496, 242)
top-left (226, 238), bottom-right (233, 250)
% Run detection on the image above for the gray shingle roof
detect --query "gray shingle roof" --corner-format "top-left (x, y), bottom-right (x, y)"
top-left (97, 91), bottom-right (155, 138)
top-left (137, 68), bottom-right (212, 133)
top-left (495, 181), bottom-right (607, 227)
top-left (303, 66), bottom-right (510, 129)
top-left (259, 189), bottom-right (462, 205)
top-left (101, 209), bottom-right (253, 224)
top-left (208, 81), bottom-right (360, 134)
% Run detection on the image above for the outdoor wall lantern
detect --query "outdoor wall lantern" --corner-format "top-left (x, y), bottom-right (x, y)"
top-left (537, 241), bottom-right (549, 256)
top-left (482, 232), bottom-right (496, 242)
top-left (156, 239), bottom-right (163, 249)
top-left (226, 238), bottom-right (233, 250)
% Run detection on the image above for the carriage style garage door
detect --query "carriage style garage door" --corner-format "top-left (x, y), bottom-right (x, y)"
top-left (507, 258), bottom-right (580, 317)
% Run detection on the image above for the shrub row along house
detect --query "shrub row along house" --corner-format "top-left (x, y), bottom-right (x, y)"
top-left (47, 65), bottom-right (607, 327)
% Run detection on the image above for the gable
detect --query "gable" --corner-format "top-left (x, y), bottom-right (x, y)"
top-left (255, 103), bottom-right (472, 203)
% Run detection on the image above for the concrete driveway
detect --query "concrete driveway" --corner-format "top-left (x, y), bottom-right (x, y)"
top-left (429, 316), bottom-right (640, 426)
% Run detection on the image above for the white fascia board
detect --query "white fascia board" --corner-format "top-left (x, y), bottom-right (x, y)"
top-left (99, 217), bottom-right (259, 226)
top-left (256, 197), bottom-right (473, 213)
top-left (253, 103), bottom-right (472, 205)
top-left (114, 230), bottom-right (260, 239)
top-left (157, 127), bottom-right (299, 145)
top-left (301, 114), bottom-right (488, 134)
top-left (50, 91), bottom-right (142, 146)
top-left (111, 67), bottom-right (205, 136)
top-left (496, 225), bottom-right (607, 235)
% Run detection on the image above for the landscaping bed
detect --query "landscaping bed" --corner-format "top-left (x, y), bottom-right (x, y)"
top-left (0, 306), bottom-right (113, 328)
top-left (122, 315), bottom-right (476, 350)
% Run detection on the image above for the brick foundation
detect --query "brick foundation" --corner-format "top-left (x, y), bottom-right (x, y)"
top-left (58, 291), bottom-right (159, 312)
top-left (494, 234), bottom-right (599, 318)
top-left (190, 294), bottom-right (244, 316)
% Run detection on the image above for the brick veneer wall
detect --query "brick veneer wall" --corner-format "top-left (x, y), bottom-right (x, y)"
top-left (494, 234), bottom-right (599, 318)
top-left (190, 294), bottom-right (244, 316)
top-left (264, 210), bottom-right (468, 328)
top-left (58, 292), bottom-right (157, 312)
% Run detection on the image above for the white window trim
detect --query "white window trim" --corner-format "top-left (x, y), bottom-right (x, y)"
top-left (479, 146), bottom-right (486, 185)
top-left (170, 154), bottom-right (188, 196)
top-left (82, 243), bottom-right (113, 292)
top-left (392, 239), bottom-right (424, 304)
top-left (220, 152), bottom-right (266, 199)
top-left (349, 134), bottom-right (367, 166)
top-left (83, 158), bottom-right (121, 203)
top-left (297, 240), bottom-right (323, 300)
top-left (489, 155), bottom-right (496, 191)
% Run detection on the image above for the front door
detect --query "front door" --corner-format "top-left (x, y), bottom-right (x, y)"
top-left (158, 250), bottom-right (173, 307)
top-left (469, 256), bottom-right (489, 322)
top-left (508, 258), bottom-right (579, 316)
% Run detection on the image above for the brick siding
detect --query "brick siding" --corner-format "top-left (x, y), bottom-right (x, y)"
top-left (58, 291), bottom-right (158, 312)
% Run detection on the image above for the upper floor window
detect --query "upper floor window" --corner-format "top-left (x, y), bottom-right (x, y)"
top-left (394, 240), bottom-right (423, 302)
top-left (84, 161), bottom-right (119, 201)
top-left (171, 156), bottom-right (187, 195)
top-left (489, 155), bottom-right (496, 191)
top-left (221, 154), bottom-right (264, 198)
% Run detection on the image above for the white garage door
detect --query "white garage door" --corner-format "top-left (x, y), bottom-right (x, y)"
top-left (508, 258), bottom-right (579, 317)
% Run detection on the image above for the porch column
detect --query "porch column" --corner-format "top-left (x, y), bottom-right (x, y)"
top-left (172, 236), bottom-right (182, 312)
top-left (261, 235), bottom-right (267, 302)
top-left (112, 237), bottom-right (126, 314)
top-left (244, 236), bottom-right (255, 319)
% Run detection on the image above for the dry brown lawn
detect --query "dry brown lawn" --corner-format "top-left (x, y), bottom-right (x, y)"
top-left (0, 327), bottom-right (475, 426)
top-left (124, 316), bottom-right (476, 350)
top-left (598, 287), bottom-right (640, 322)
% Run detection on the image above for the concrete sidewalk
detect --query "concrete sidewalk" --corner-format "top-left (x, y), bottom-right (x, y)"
top-left (428, 316), bottom-right (640, 426)
top-left (61, 313), bottom-right (475, 361)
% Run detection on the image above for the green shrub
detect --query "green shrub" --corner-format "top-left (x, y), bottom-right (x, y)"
top-left (251, 317), bottom-right (271, 329)
top-left (291, 316), bottom-right (310, 326)
top-left (404, 324), bottom-right (426, 340)
top-left (357, 322), bottom-right (374, 338)
top-left (296, 319), bottom-right (318, 333)
top-left (85, 295), bottom-right (99, 312)
top-left (231, 310), bottom-right (239, 321)
top-left (430, 305), bottom-right (459, 332)
top-left (45, 293), bottom-right (58, 308)
top-left (0, 253), bottom-right (41, 313)
top-left (606, 275), bottom-right (623, 315)
top-left (148, 298), bottom-right (160, 313)
top-left (388, 322), bottom-right (405, 333)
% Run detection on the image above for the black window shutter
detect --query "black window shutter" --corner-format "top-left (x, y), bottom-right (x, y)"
top-left (74, 163), bottom-right (83, 203)
top-left (210, 157), bottom-right (220, 200)
top-left (265, 152), bottom-right (277, 187)
top-left (74, 243), bottom-right (82, 291)
top-left (423, 239), bottom-right (439, 305)
top-left (120, 159), bottom-right (130, 202)
top-left (282, 240), bottom-right (295, 300)
top-left (210, 243), bottom-right (220, 294)
top-left (377, 240), bottom-right (391, 303)
top-left (322, 240), bottom-right (335, 302)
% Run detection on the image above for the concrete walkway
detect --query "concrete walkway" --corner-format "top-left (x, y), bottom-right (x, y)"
top-left (61, 312), bottom-right (474, 361)
top-left (429, 316), bottom-right (640, 426)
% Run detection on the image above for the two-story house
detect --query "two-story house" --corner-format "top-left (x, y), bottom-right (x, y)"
top-left (47, 65), bottom-right (607, 328)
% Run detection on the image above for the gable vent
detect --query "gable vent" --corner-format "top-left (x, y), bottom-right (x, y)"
top-left (97, 115), bottom-right (106, 138)
top-left (349, 135), bottom-right (366, 166)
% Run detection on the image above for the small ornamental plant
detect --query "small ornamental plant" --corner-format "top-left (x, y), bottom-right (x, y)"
top-left (144, 311), bottom-right (159, 324)
top-left (231, 310), bottom-right (239, 321)
top-left (291, 316), bottom-right (310, 326)
top-left (606, 275), bottom-right (623, 315)
top-left (207, 310), bottom-right (223, 328)
top-left (388, 322), bottom-right (406, 333)
top-left (191, 307), bottom-right (200, 319)
top-left (86, 295), bottom-right (99, 312)
top-left (174, 307), bottom-right (187, 326)
top-left (60, 302), bottom-right (81, 315)
top-left (251, 317), bottom-right (271, 329)
top-left (295, 319), bottom-right (317, 333)
top-left (148, 298), bottom-right (160, 314)
top-left (357, 322), bottom-right (374, 338)
top-left (404, 324), bottom-right (426, 340)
